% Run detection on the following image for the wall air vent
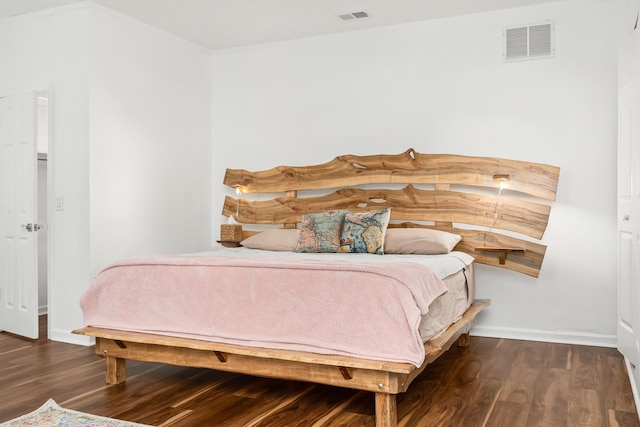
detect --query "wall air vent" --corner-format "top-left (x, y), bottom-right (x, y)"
top-left (503, 21), bottom-right (554, 62)
top-left (339, 11), bottom-right (369, 21)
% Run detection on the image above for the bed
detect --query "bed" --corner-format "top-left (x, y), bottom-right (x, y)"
top-left (74, 148), bottom-right (559, 427)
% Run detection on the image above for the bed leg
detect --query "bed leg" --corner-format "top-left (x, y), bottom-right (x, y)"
top-left (375, 393), bottom-right (397, 427)
top-left (457, 332), bottom-right (470, 347)
top-left (105, 356), bottom-right (126, 384)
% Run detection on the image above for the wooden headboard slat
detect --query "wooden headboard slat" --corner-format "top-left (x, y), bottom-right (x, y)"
top-left (224, 148), bottom-right (560, 201)
top-left (222, 186), bottom-right (551, 239)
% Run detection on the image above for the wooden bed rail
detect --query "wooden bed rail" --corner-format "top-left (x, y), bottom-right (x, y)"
top-left (222, 149), bottom-right (560, 277)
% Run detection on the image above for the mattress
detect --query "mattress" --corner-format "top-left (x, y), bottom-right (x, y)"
top-left (194, 248), bottom-right (475, 342)
top-left (420, 264), bottom-right (474, 341)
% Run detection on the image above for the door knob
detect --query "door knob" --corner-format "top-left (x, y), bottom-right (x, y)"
top-left (623, 214), bottom-right (630, 221)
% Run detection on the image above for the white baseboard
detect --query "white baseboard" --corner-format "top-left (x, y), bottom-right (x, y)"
top-left (471, 325), bottom-right (617, 348)
top-left (38, 305), bottom-right (48, 316)
top-left (48, 328), bottom-right (94, 346)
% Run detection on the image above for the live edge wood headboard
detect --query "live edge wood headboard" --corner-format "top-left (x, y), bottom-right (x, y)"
top-left (222, 148), bottom-right (560, 278)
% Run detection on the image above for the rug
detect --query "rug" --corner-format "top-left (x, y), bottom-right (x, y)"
top-left (0, 399), bottom-right (153, 427)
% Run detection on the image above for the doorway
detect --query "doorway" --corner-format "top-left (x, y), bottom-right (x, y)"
top-left (36, 93), bottom-right (48, 324)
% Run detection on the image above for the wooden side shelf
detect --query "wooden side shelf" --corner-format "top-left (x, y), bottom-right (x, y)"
top-left (475, 247), bottom-right (525, 265)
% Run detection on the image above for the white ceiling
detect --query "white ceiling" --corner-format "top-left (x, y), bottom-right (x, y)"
top-left (0, 0), bottom-right (560, 50)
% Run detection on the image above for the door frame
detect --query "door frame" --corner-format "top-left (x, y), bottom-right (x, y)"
top-left (43, 87), bottom-right (52, 339)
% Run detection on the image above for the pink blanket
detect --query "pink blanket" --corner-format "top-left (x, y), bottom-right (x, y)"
top-left (80, 255), bottom-right (448, 366)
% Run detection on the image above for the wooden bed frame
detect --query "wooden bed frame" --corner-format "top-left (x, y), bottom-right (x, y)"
top-left (75, 300), bottom-right (488, 427)
top-left (74, 148), bottom-right (559, 426)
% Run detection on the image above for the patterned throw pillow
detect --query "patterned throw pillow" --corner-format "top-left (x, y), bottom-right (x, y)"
top-left (340, 208), bottom-right (391, 255)
top-left (296, 210), bottom-right (347, 253)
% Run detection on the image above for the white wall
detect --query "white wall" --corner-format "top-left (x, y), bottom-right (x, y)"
top-left (89, 6), bottom-right (213, 274)
top-left (211, 0), bottom-right (628, 346)
top-left (0, 3), bottom-right (213, 344)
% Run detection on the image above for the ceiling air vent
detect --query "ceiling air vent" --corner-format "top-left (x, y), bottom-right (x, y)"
top-left (338, 11), bottom-right (369, 21)
top-left (503, 21), bottom-right (554, 62)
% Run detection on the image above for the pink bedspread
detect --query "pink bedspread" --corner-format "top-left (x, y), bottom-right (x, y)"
top-left (80, 255), bottom-right (448, 366)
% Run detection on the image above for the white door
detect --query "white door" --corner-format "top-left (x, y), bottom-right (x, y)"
top-left (619, 28), bottom-right (640, 386)
top-left (0, 90), bottom-right (39, 339)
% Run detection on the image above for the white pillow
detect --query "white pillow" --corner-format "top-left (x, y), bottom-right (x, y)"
top-left (384, 228), bottom-right (461, 255)
top-left (240, 229), bottom-right (300, 252)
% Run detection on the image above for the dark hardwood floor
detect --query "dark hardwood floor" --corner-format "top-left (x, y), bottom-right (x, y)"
top-left (0, 316), bottom-right (638, 426)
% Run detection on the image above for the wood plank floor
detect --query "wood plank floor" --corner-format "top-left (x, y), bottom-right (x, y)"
top-left (0, 316), bottom-right (638, 426)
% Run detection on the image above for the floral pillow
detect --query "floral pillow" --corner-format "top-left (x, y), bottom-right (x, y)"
top-left (296, 210), bottom-right (347, 253)
top-left (340, 208), bottom-right (391, 255)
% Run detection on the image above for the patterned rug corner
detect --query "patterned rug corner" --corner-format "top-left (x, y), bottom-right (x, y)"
top-left (0, 399), bottom-right (153, 427)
